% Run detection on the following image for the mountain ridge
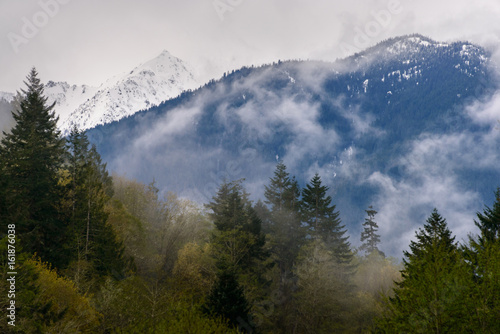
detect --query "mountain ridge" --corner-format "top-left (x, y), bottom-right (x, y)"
top-left (85, 34), bottom-right (499, 258)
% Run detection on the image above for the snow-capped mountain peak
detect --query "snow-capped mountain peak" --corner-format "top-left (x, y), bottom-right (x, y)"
top-left (44, 81), bottom-right (98, 123)
top-left (131, 49), bottom-right (178, 74)
top-left (53, 50), bottom-right (200, 134)
top-left (0, 50), bottom-right (199, 136)
top-left (345, 34), bottom-right (490, 82)
top-left (386, 35), bottom-right (449, 54)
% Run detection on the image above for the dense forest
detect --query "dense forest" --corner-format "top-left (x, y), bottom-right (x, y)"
top-left (0, 69), bottom-right (499, 333)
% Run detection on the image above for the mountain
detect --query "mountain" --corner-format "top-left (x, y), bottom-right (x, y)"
top-left (0, 50), bottom-right (200, 135)
top-left (59, 50), bottom-right (199, 134)
top-left (44, 81), bottom-right (99, 127)
top-left (0, 91), bottom-right (14, 103)
top-left (58, 35), bottom-right (500, 255)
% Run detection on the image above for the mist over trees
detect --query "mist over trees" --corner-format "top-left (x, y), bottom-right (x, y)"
top-left (0, 98), bottom-right (15, 139)
top-left (0, 69), bottom-right (499, 332)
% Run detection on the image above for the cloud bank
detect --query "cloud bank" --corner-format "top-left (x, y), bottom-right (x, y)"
top-left (1, 0), bottom-right (500, 92)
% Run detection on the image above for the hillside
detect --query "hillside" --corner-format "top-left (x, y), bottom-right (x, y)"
top-left (86, 34), bottom-right (499, 255)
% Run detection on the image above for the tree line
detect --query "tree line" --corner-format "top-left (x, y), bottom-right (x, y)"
top-left (0, 69), bottom-right (499, 333)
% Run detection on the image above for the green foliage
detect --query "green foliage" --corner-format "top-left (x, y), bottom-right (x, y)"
top-left (172, 242), bottom-right (216, 300)
top-left (301, 173), bottom-right (352, 264)
top-left (6, 258), bottom-right (100, 333)
top-left (461, 241), bottom-right (500, 333)
top-left (474, 187), bottom-right (500, 245)
top-left (95, 261), bottom-right (236, 333)
top-left (262, 162), bottom-right (308, 333)
top-left (264, 161), bottom-right (301, 213)
top-left (292, 239), bottom-right (353, 333)
top-left (205, 180), bottom-right (272, 330)
top-left (376, 209), bottom-right (468, 333)
top-left (351, 252), bottom-right (401, 332)
top-left (105, 198), bottom-right (144, 272)
top-left (207, 180), bottom-right (269, 274)
top-left (155, 301), bottom-right (239, 333)
top-left (63, 127), bottom-right (126, 287)
top-left (462, 189), bottom-right (500, 332)
top-left (359, 206), bottom-right (383, 256)
top-left (264, 162), bottom-right (305, 274)
top-left (112, 176), bottom-right (211, 278)
top-left (203, 265), bottom-right (252, 332)
top-left (0, 68), bottom-right (67, 268)
top-left (4, 68), bottom-right (499, 334)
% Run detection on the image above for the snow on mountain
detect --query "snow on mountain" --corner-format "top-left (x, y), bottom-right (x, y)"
top-left (1, 50), bottom-right (199, 135)
top-left (59, 50), bottom-right (199, 134)
top-left (0, 91), bottom-right (14, 103)
top-left (44, 82), bottom-right (98, 125)
top-left (353, 34), bottom-right (488, 70)
top-left (344, 34), bottom-right (491, 96)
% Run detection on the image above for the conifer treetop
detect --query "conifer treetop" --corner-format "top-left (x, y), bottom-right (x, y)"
top-left (474, 187), bottom-right (500, 245)
top-left (360, 206), bottom-right (382, 256)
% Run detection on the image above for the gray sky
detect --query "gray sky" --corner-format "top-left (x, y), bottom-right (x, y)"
top-left (1, 0), bottom-right (500, 92)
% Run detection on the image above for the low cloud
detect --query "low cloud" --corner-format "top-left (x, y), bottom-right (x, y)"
top-left (101, 60), bottom-right (499, 259)
top-left (0, 99), bottom-right (15, 138)
top-left (368, 96), bottom-right (500, 256)
top-left (104, 65), bottom-right (382, 206)
top-left (3, 1), bottom-right (499, 93)
top-left (467, 91), bottom-right (500, 126)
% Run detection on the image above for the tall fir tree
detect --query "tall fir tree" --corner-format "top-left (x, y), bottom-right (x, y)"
top-left (376, 209), bottom-right (467, 333)
top-left (64, 127), bottom-right (125, 282)
top-left (0, 68), bottom-right (68, 268)
top-left (359, 206), bottom-right (383, 256)
top-left (474, 187), bottom-right (500, 246)
top-left (463, 189), bottom-right (500, 332)
top-left (203, 265), bottom-right (252, 332)
top-left (301, 173), bottom-right (352, 264)
top-left (205, 180), bottom-right (269, 329)
top-left (207, 180), bottom-right (268, 272)
top-left (264, 162), bottom-right (305, 273)
top-left (263, 162), bottom-right (306, 333)
top-left (264, 161), bottom-right (300, 212)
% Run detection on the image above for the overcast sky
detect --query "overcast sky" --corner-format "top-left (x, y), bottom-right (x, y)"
top-left (1, 0), bottom-right (500, 92)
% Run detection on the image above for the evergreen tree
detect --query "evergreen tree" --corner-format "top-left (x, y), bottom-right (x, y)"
top-left (207, 180), bottom-right (246, 233)
top-left (65, 127), bottom-right (125, 282)
top-left (359, 206), bottom-right (383, 256)
top-left (264, 162), bottom-right (305, 273)
top-left (262, 162), bottom-right (306, 333)
top-left (264, 161), bottom-right (299, 212)
top-left (301, 173), bottom-right (351, 264)
top-left (253, 199), bottom-right (271, 234)
top-left (207, 180), bottom-right (268, 272)
top-left (474, 187), bottom-right (500, 245)
top-left (376, 209), bottom-right (467, 333)
top-left (293, 239), bottom-right (354, 333)
top-left (203, 265), bottom-right (252, 332)
top-left (463, 189), bottom-right (500, 332)
top-left (0, 68), bottom-right (67, 268)
top-left (205, 180), bottom-right (269, 331)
